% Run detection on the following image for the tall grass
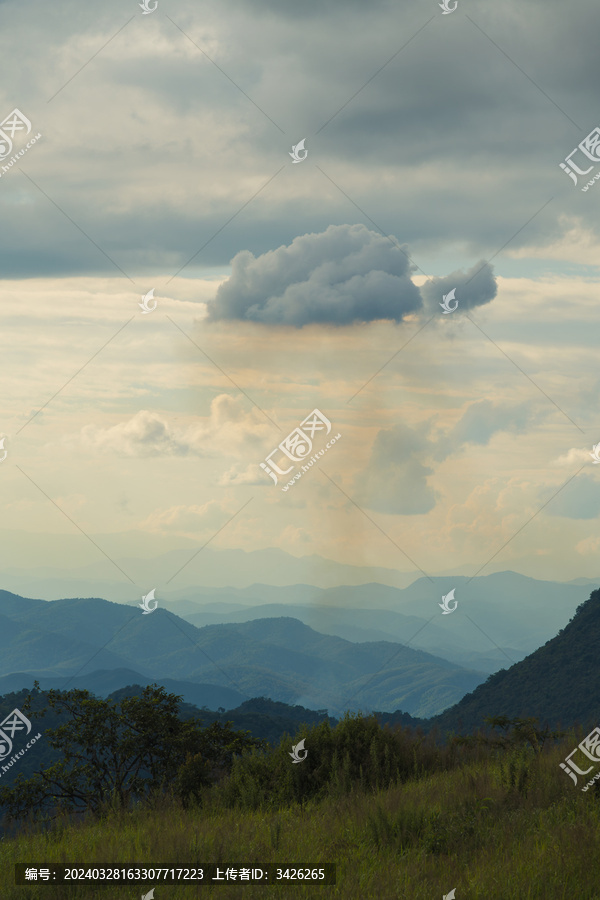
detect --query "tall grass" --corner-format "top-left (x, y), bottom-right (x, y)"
top-left (1, 715), bottom-right (599, 898)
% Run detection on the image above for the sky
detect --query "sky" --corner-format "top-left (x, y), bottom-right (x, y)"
top-left (1, 0), bottom-right (600, 595)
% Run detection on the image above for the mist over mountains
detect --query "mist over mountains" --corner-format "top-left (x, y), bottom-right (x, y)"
top-left (0, 540), bottom-right (415, 602)
top-left (170, 572), bottom-right (591, 674)
top-left (0, 568), bottom-right (597, 723)
top-left (0, 590), bottom-right (485, 717)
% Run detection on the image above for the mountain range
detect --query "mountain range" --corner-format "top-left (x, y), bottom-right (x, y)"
top-left (1, 570), bottom-right (598, 723)
top-left (168, 572), bottom-right (592, 674)
top-left (1, 567), bottom-right (591, 675)
top-left (0, 589), bottom-right (485, 718)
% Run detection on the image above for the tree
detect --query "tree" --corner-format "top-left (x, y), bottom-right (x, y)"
top-left (451, 715), bottom-right (566, 753)
top-left (173, 720), bottom-right (267, 807)
top-left (0, 682), bottom-right (260, 823)
top-left (483, 715), bottom-right (566, 753)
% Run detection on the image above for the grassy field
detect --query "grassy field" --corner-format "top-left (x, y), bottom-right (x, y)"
top-left (2, 735), bottom-right (600, 900)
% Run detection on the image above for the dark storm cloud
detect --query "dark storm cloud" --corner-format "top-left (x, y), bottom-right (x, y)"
top-left (206, 226), bottom-right (498, 327)
top-left (420, 261), bottom-right (498, 314)
top-left (206, 224), bottom-right (420, 326)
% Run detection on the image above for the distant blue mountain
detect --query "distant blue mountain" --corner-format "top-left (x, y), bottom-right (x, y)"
top-left (0, 670), bottom-right (245, 711)
top-left (0, 590), bottom-right (485, 717)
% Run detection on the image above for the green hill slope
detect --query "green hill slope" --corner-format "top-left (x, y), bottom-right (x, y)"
top-left (430, 587), bottom-right (600, 733)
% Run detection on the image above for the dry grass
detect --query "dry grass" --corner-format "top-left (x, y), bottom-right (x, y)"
top-left (1, 739), bottom-right (599, 899)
